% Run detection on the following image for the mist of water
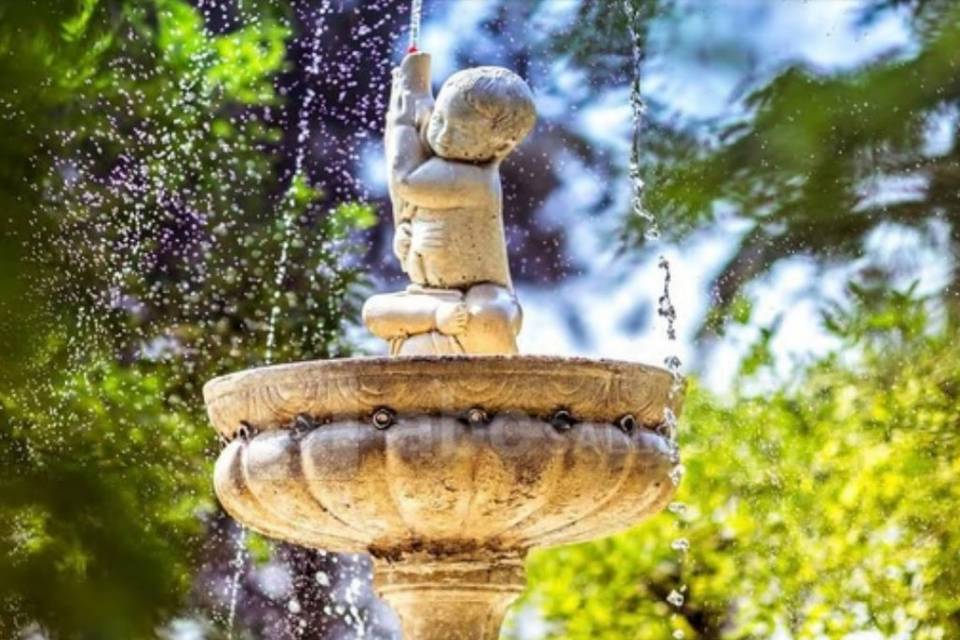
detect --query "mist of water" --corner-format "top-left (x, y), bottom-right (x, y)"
top-left (264, 0), bottom-right (332, 367)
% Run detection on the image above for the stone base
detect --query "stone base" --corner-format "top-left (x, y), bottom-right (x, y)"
top-left (375, 553), bottom-right (526, 640)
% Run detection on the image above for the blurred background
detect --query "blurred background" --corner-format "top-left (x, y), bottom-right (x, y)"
top-left (1, 0), bottom-right (958, 638)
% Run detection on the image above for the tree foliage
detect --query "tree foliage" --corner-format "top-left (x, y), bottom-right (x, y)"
top-left (552, 0), bottom-right (960, 334)
top-left (0, 1), bottom-right (375, 636)
top-left (645, 0), bottom-right (960, 333)
top-left (0, 363), bottom-right (210, 637)
top-left (518, 289), bottom-right (960, 639)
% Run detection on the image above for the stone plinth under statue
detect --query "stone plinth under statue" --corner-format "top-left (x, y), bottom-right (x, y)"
top-left (204, 52), bottom-right (683, 640)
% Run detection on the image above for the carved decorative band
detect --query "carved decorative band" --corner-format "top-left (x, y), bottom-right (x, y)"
top-left (218, 407), bottom-right (652, 443)
top-left (203, 355), bottom-right (684, 438)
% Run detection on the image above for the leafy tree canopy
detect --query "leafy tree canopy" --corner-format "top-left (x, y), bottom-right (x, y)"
top-left (0, 0), bottom-right (375, 636)
top-left (551, 0), bottom-right (960, 336)
top-left (518, 285), bottom-right (960, 639)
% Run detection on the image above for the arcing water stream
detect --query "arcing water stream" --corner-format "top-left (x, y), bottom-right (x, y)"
top-left (227, 3), bottom-right (333, 637)
top-left (230, 1), bottom-right (423, 635)
top-left (264, 0), bottom-right (332, 367)
top-left (623, 0), bottom-right (683, 434)
top-left (624, 1), bottom-right (688, 636)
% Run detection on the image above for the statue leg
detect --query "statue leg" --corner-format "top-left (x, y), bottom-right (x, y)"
top-left (363, 289), bottom-right (464, 355)
top-left (364, 285), bottom-right (521, 356)
top-left (363, 290), bottom-right (458, 341)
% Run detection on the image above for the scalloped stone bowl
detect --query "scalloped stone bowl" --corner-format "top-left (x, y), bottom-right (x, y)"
top-left (205, 355), bottom-right (682, 640)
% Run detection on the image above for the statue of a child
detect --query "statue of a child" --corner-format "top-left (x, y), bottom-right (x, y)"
top-left (363, 52), bottom-right (537, 356)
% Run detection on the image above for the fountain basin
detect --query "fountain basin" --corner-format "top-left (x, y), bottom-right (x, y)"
top-left (205, 355), bottom-right (682, 639)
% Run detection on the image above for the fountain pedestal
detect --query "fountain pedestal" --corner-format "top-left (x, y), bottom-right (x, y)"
top-left (205, 356), bottom-right (681, 639)
top-left (375, 554), bottom-right (525, 640)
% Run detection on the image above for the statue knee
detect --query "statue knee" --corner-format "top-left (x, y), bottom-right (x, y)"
top-left (362, 293), bottom-right (408, 340)
top-left (471, 302), bottom-right (518, 335)
top-left (361, 296), bottom-right (383, 338)
top-left (461, 284), bottom-right (522, 354)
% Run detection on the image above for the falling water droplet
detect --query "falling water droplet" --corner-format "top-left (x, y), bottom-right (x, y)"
top-left (226, 526), bottom-right (248, 638)
top-left (669, 464), bottom-right (685, 487)
top-left (667, 589), bottom-right (685, 607)
top-left (658, 257), bottom-right (678, 343)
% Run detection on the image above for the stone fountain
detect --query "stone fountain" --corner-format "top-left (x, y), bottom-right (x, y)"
top-left (204, 52), bottom-right (683, 639)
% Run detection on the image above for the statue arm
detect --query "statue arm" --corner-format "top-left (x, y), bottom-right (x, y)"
top-left (395, 158), bottom-right (493, 209)
top-left (387, 123), bottom-right (431, 222)
top-left (387, 53), bottom-right (433, 226)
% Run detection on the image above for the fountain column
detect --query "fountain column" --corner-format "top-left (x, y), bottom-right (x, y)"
top-left (376, 554), bottom-right (525, 640)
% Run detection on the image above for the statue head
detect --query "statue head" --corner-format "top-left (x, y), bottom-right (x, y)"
top-left (426, 66), bottom-right (536, 163)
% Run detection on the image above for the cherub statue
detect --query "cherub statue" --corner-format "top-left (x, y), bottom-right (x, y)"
top-left (363, 52), bottom-right (537, 356)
